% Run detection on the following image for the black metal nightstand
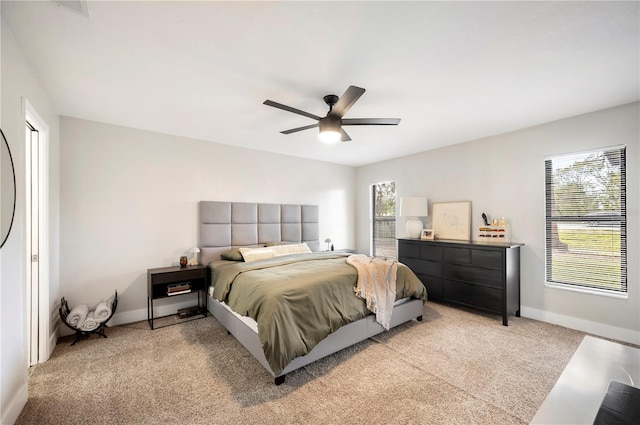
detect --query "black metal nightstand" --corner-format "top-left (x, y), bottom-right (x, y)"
top-left (147, 264), bottom-right (208, 329)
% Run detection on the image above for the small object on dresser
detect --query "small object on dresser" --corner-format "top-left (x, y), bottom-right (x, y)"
top-left (179, 256), bottom-right (188, 268)
top-left (477, 224), bottom-right (510, 242)
top-left (420, 229), bottom-right (434, 240)
top-left (482, 212), bottom-right (490, 226)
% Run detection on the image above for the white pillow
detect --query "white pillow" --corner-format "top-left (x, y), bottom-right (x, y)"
top-left (239, 247), bottom-right (275, 262)
top-left (270, 242), bottom-right (312, 257)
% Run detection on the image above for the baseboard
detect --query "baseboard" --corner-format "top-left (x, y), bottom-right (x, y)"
top-left (2, 380), bottom-right (27, 425)
top-left (47, 321), bottom-right (59, 360)
top-left (521, 306), bottom-right (640, 346)
top-left (117, 298), bottom-right (201, 324)
top-left (58, 298), bottom-right (202, 336)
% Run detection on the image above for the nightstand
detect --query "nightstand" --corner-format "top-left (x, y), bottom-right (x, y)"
top-left (147, 264), bottom-right (208, 330)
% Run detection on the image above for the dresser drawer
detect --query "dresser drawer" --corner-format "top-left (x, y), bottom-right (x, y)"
top-left (417, 275), bottom-right (443, 299)
top-left (444, 280), bottom-right (502, 313)
top-left (401, 258), bottom-right (442, 278)
top-left (398, 242), bottom-right (420, 259)
top-left (151, 269), bottom-right (206, 285)
top-left (420, 245), bottom-right (443, 261)
top-left (444, 263), bottom-right (503, 288)
top-left (472, 249), bottom-right (503, 269)
top-left (444, 247), bottom-right (470, 264)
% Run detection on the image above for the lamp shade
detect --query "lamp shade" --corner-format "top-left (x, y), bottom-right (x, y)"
top-left (189, 247), bottom-right (201, 266)
top-left (400, 197), bottom-right (428, 239)
top-left (399, 197), bottom-right (428, 217)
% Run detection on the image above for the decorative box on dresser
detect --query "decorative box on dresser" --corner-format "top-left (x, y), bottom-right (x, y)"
top-left (398, 238), bottom-right (523, 325)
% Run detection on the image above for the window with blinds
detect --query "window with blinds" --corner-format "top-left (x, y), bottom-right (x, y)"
top-left (372, 181), bottom-right (396, 258)
top-left (545, 146), bottom-right (627, 293)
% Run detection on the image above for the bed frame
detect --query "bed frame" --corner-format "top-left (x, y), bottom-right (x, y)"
top-left (198, 201), bottom-right (424, 385)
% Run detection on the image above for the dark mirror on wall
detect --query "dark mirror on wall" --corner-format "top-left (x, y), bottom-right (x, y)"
top-left (1, 129), bottom-right (16, 249)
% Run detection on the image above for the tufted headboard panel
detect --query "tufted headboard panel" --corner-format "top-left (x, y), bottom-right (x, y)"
top-left (198, 201), bottom-right (319, 265)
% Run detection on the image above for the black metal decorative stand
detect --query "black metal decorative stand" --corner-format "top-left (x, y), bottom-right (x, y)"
top-left (59, 291), bottom-right (118, 346)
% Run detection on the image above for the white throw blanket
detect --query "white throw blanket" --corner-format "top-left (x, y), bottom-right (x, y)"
top-left (347, 254), bottom-right (397, 330)
top-left (66, 304), bottom-right (89, 328)
top-left (93, 295), bottom-right (114, 322)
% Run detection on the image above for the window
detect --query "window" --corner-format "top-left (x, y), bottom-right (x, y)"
top-left (372, 181), bottom-right (396, 258)
top-left (545, 146), bottom-right (627, 294)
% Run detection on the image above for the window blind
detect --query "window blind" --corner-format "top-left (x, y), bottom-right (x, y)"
top-left (372, 181), bottom-right (397, 258)
top-left (545, 146), bottom-right (627, 293)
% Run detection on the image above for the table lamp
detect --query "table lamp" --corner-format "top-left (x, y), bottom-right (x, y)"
top-left (190, 247), bottom-right (201, 266)
top-left (399, 197), bottom-right (428, 239)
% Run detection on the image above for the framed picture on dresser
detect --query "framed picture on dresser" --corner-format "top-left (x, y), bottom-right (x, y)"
top-left (420, 229), bottom-right (434, 240)
top-left (431, 201), bottom-right (471, 241)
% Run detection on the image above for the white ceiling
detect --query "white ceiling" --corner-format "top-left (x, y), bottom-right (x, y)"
top-left (2, 1), bottom-right (638, 167)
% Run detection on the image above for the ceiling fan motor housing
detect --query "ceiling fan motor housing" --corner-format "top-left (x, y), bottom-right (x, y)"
top-left (319, 114), bottom-right (342, 133)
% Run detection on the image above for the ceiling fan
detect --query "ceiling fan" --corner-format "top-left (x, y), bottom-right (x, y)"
top-left (263, 85), bottom-right (401, 144)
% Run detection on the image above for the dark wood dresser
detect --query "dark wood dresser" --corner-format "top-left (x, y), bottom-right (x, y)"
top-left (398, 238), bottom-right (523, 325)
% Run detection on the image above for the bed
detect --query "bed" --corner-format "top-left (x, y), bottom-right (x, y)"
top-left (199, 201), bottom-right (427, 384)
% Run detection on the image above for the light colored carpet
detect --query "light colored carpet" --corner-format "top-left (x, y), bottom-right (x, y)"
top-left (16, 302), bottom-right (588, 425)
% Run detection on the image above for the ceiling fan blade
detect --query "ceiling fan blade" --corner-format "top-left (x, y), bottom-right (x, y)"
top-left (340, 128), bottom-right (352, 142)
top-left (281, 123), bottom-right (319, 134)
top-left (263, 100), bottom-right (322, 121)
top-left (332, 86), bottom-right (365, 118)
top-left (342, 118), bottom-right (401, 126)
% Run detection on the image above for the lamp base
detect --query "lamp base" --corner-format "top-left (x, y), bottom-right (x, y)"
top-left (406, 218), bottom-right (424, 239)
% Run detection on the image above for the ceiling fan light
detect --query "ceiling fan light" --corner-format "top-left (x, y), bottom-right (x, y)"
top-left (319, 115), bottom-right (341, 144)
top-left (319, 130), bottom-right (341, 144)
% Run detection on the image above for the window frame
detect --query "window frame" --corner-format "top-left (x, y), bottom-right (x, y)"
top-left (544, 145), bottom-right (627, 297)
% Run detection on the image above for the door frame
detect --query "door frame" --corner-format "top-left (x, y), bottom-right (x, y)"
top-left (24, 99), bottom-right (52, 364)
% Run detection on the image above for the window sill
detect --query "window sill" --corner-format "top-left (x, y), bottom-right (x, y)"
top-left (545, 281), bottom-right (628, 300)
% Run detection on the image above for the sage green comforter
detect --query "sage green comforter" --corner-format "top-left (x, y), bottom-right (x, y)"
top-left (210, 252), bottom-right (426, 374)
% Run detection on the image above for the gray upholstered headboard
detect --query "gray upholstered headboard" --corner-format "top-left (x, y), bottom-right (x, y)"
top-left (198, 201), bottom-right (320, 265)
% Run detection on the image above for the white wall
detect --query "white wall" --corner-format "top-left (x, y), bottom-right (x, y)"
top-left (59, 117), bottom-right (356, 327)
top-left (356, 102), bottom-right (639, 344)
top-left (1, 18), bottom-right (60, 425)
top-left (1, 11), bottom-right (637, 422)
